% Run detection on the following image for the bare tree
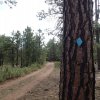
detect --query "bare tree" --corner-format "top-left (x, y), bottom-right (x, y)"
top-left (0, 0), bottom-right (17, 8)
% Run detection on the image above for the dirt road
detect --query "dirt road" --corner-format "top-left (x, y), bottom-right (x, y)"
top-left (0, 62), bottom-right (100, 100)
top-left (19, 66), bottom-right (60, 100)
top-left (0, 63), bottom-right (54, 100)
top-left (96, 72), bottom-right (100, 100)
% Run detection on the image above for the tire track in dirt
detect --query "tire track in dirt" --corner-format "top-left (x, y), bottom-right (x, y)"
top-left (19, 68), bottom-right (60, 100)
top-left (0, 62), bottom-right (54, 100)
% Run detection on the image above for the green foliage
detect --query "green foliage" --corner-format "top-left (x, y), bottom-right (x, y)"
top-left (12, 31), bottom-right (21, 66)
top-left (23, 27), bottom-right (34, 66)
top-left (0, 26), bottom-right (61, 82)
top-left (54, 61), bottom-right (61, 68)
top-left (93, 43), bottom-right (100, 61)
top-left (0, 63), bottom-right (41, 83)
top-left (46, 38), bottom-right (62, 61)
top-left (37, 48), bottom-right (47, 64)
top-left (0, 26), bottom-right (47, 83)
top-left (0, 27), bottom-right (46, 67)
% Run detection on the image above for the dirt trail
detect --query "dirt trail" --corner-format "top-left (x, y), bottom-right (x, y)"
top-left (19, 67), bottom-right (60, 100)
top-left (0, 62), bottom-right (54, 100)
top-left (96, 72), bottom-right (100, 100)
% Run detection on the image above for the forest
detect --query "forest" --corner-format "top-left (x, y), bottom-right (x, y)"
top-left (0, 26), bottom-right (62, 82)
top-left (0, 0), bottom-right (100, 100)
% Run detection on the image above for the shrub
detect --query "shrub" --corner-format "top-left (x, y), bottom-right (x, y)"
top-left (54, 61), bottom-right (61, 68)
top-left (0, 63), bottom-right (42, 83)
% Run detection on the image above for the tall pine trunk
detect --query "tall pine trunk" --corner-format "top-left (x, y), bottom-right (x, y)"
top-left (60, 0), bottom-right (95, 100)
top-left (16, 48), bottom-right (19, 66)
top-left (11, 47), bottom-right (14, 67)
top-left (0, 50), bottom-right (3, 66)
top-left (21, 48), bottom-right (23, 67)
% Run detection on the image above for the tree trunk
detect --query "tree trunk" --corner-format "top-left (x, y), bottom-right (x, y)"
top-left (97, 47), bottom-right (100, 70)
top-left (21, 48), bottom-right (23, 67)
top-left (11, 48), bottom-right (14, 67)
top-left (0, 50), bottom-right (3, 66)
top-left (60, 0), bottom-right (95, 100)
top-left (16, 48), bottom-right (19, 66)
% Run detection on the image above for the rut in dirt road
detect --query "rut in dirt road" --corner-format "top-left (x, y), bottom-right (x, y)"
top-left (0, 62), bottom-right (54, 100)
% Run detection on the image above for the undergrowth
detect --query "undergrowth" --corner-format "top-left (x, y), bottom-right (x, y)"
top-left (0, 63), bottom-right (42, 83)
top-left (54, 61), bottom-right (61, 68)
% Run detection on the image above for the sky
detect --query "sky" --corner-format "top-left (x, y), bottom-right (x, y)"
top-left (0, 0), bottom-right (98, 43)
top-left (0, 0), bottom-right (57, 43)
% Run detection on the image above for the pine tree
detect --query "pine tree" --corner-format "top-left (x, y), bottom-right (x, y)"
top-left (23, 27), bottom-right (33, 66)
top-left (60, 0), bottom-right (95, 100)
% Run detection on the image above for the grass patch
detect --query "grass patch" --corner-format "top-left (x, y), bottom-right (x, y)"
top-left (54, 61), bottom-right (61, 68)
top-left (0, 63), bottom-right (42, 83)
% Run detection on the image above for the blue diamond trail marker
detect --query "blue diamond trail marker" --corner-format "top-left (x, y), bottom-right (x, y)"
top-left (76, 37), bottom-right (83, 47)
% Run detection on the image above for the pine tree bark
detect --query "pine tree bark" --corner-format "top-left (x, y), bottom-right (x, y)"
top-left (11, 47), bottom-right (14, 67)
top-left (0, 50), bottom-right (3, 66)
top-left (16, 48), bottom-right (19, 66)
top-left (60, 0), bottom-right (95, 100)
